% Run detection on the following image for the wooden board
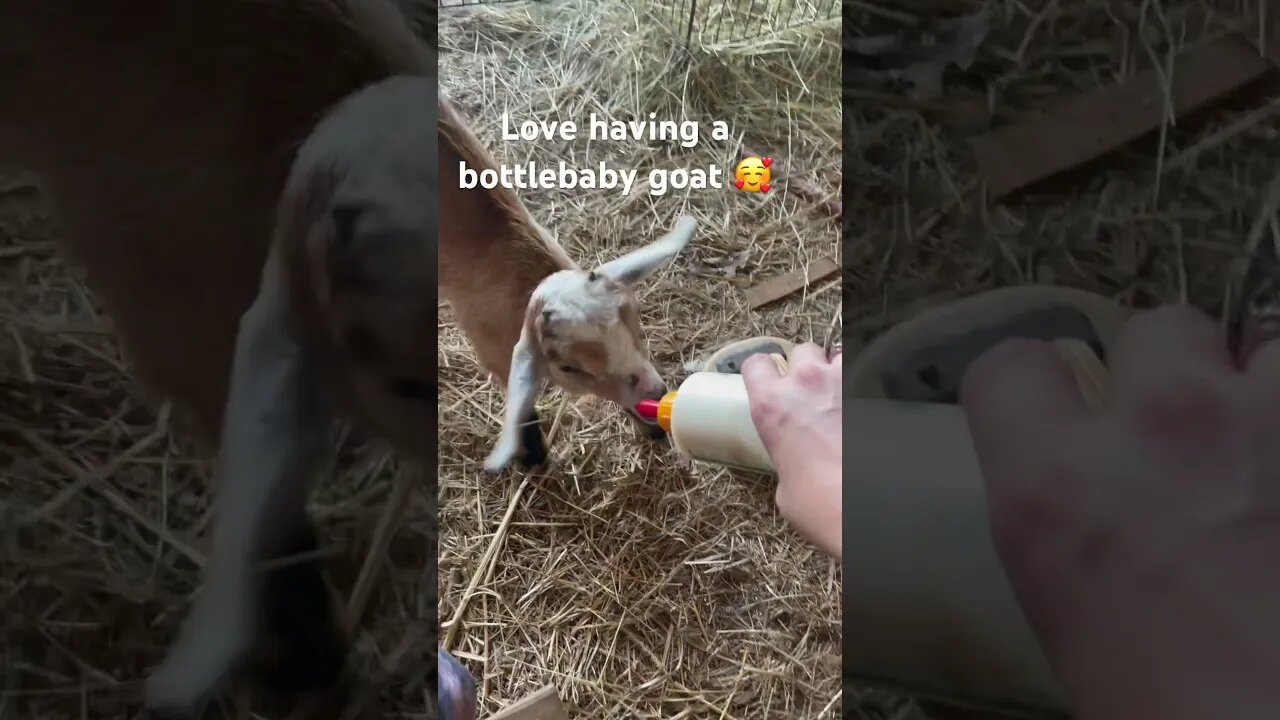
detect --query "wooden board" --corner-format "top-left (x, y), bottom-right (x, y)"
top-left (487, 685), bottom-right (567, 720)
top-left (970, 36), bottom-right (1274, 198)
top-left (745, 257), bottom-right (840, 310)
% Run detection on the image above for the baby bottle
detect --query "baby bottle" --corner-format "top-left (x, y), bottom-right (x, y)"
top-left (635, 371), bottom-right (775, 473)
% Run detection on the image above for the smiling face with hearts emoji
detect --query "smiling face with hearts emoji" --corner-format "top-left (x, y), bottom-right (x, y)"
top-left (733, 156), bottom-right (772, 193)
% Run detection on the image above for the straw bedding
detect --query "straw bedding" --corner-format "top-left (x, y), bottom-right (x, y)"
top-left (2, 4), bottom-right (439, 719)
top-left (6, 0), bottom-right (1275, 719)
top-left (436, 0), bottom-right (842, 718)
top-left (0, 197), bottom-right (438, 716)
top-left (847, 1), bottom-right (1277, 717)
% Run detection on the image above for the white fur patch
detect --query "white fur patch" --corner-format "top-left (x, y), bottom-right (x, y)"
top-left (531, 271), bottom-right (644, 377)
top-left (533, 270), bottom-right (620, 325)
top-left (145, 576), bottom-right (254, 715)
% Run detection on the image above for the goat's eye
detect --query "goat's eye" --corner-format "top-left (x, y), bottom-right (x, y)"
top-left (387, 377), bottom-right (433, 401)
top-left (559, 365), bottom-right (587, 376)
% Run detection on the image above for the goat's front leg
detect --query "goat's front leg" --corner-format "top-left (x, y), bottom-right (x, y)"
top-left (517, 408), bottom-right (547, 468)
top-left (146, 253), bottom-right (330, 718)
top-left (484, 334), bottom-right (549, 474)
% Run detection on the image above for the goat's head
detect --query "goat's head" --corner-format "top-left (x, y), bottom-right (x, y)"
top-left (483, 215), bottom-right (697, 473)
top-left (316, 195), bottom-right (439, 458)
top-left (285, 76), bottom-right (440, 459)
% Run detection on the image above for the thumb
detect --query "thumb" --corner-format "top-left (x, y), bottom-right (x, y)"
top-left (741, 352), bottom-right (786, 441)
top-left (960, 339), bottom-right (1089, 493)
top-left (741, 352), bottom-right (783, 396)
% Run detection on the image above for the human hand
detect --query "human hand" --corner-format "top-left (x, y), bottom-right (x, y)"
top-left (742, 342), bottom-right (842, 559)
top-left (961, 304), bottom-right (1280, 720)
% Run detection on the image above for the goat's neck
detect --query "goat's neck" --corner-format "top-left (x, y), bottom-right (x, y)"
top-left (437, 98), bottom-right (576, 384)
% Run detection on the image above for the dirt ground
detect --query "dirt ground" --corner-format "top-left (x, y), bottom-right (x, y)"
top-left (846, 1), bottom-right (1278, 718)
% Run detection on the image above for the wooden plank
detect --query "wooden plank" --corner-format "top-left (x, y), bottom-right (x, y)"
top-left (745, 257), bottom-right (840, 310)
top-left (487, 685), bottom-right (567, 720)
top-left (970, 36), bottom-right (1273, 198)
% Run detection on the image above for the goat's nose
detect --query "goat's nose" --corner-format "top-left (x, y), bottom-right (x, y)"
top-left (629, 373), bottom-right (641, 389)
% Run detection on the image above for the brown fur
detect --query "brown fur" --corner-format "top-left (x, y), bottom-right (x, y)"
top-left (437, 97), bottom-right (577, 385)
top-left (0, 3), bottom-right (436, 712)
top-left (565, 340), bottom-right (610, 372)
top-left (0, 0), bottom-right (433, 445)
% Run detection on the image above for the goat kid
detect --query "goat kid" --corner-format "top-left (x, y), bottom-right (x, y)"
top-left (436, 98), bottom-right (697, 473)
top-left (481, 221), bottom-right (698, 473)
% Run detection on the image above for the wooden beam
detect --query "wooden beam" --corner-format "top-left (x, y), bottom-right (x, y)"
top-left (970, 36), bottom-right (1274, 198)
top-left (486, 685), bottom-right (567, 720)
top-left (745, 257), bottom-right (840, 310)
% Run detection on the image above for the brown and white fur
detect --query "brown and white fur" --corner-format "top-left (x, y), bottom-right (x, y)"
top-left (437, 99), bottom-right (696, 474)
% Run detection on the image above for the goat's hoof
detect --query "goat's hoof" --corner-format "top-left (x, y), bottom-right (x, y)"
top-left (516, 439), bottom-right (547, 470)
top-left (517, 411), bottom-right (547, 469)
top-left (255, 527), bottom-right (349, 700)
top-left (483, 438), bottom-right (522, 475)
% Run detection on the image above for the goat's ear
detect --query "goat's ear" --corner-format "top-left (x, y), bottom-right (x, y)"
top-left (483, 303), bottom-right (548, 474)
top-left (593, 214), bottom-right (696, 287)
top-left (322, 203), bottom-right (373, 298)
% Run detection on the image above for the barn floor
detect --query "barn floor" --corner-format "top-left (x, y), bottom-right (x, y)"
top-left (437, 0), bottom-right (842, 718)
top-left (0, 193), bottom-right (437, 718)
top-left (847, 1), bottom-right (1278, 718)
top-left (0, 6), bottom-right (440, 720)
top-left (6, 0), bottom-right (1275, 719)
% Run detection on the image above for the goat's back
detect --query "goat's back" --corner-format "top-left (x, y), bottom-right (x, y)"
top-left (0, 0), bottom-right (433, 440)
top-left (436, 98), bottom-right (575, 384)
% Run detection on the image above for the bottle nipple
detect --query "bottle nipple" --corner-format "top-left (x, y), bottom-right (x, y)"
top-left (635, 398), bottom-right (660, 419)
top-left (634, 392), bottom-right (677, 432)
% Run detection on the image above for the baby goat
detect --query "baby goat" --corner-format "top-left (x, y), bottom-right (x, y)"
top-left (437, 98), bottom-right (696, 473)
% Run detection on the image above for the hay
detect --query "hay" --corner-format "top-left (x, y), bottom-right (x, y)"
top-left (846, 1), bottom-right (1279, 340)
top-left (846, 1), bottom-right (1278, 717)
top-left (438, 0), bottom-right (842, 718)
top-left (0, 15), bottom-right (440, 720)
top-left (0, 175), bottom-right (438, 718)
